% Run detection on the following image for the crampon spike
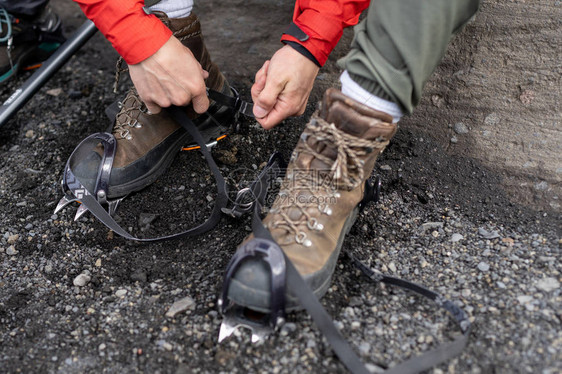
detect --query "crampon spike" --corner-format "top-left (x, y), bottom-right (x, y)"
top-left (54, 195), bottom-right (77, 214)
top-left (74, 204), bottom-right (89, 221)
top-left (218, 304), bottom-right (274, 344)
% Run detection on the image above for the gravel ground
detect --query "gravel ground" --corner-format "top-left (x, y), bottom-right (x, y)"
top-left (0, 1), bottom-right (560, 373)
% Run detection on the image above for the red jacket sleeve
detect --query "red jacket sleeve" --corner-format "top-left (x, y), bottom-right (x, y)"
top-left (281, 0), bottom-right (370, 66)
top-left (73, 0), bottom-right (172, 64)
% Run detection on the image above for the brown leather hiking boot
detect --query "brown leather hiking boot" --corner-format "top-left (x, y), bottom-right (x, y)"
top-left (227, 88), bottom-right (397, 312)
top-left (72, 13), bottom-right (235, 198)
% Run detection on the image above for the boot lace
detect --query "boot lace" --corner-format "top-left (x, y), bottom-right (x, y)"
top-left (267, 114), bottom-right (390, 247)
top-left (112, 89), bottom-right (148, 140)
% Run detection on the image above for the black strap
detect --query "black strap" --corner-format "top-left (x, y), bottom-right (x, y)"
top-left (249, 192), bottom-right (471, 374)
top-left (283, 22), bottom-right (310, 42)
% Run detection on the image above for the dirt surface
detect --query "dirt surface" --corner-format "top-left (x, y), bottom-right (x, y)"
top-left (0, 1), bottom-right (560, 374)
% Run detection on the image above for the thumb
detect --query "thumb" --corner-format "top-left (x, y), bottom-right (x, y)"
top-left (145, 101), bottom-right (162, 115)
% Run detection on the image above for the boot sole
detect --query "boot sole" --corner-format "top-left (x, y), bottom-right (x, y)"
top-left (227, 205), bottom-right (361, 313)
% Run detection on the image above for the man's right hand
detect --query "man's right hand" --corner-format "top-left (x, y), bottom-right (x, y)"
top-left (128, 35), bottom-right (210, 114)
top-left (252, 45), bottom-right (320, 129)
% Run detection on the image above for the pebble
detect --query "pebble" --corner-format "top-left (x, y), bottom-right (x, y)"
top-left (165, 296), bottom-right (195, 318)
top-left (115, 289), bottom-right (127, 297)
top-left (379, 165), bottom-right (392, 171)
top-left (358, 342), bottom-right (371, 356)
top-left (73, 273), bottom-right (91, 287)
top-left (451, 233), bottom-right (464, 242)
top-left (478, 227), bottom-right (500, 239)
top-left (536, 278), bottom-right (560, 292)
top-left (450, 135), bottom-right (458, 144)
top-left (388, 262), bottom-right (397, 273)
top-left (6, 246), bottom-right (18, 256)
top-left (7, 234), bottom-right (19, 244)
top-left (419, 222), bottom-right (443, 232)
top-left (477, 262), bottom-right (490, 272)
top-left (517, 295), bottom-right (533, 304)
top-left (454, 122), bottom-right (469, 134)
top-left (484, 112), bottom-right (500, 126)
top-left (46, 88), bottom-right (63, 97)
top-left (25, 130), bottom-right (35, 138)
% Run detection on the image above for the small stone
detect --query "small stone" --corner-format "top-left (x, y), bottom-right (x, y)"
top-left (461, 289), bottom-right (472, 297)
top-left (351, 321), bottom-right (361, 330)
top-left (497, 281), bottom-right (506, 289)
top-left (534, 181), bottom-right (548, 191)
top-left (98, 343), bottom-right (106, 351)
top-left (139, 213), bottom-right (157, 228)
top-left (73, 273), bottom-right (91, 287)
top-left (431, 95), bottom-right (444, 108)
top-left (454, 122), bottom-right (469, 134)
top-left (131, 270), bottom-right (147, 283)
top-left (6, 246), bottom-right (18, 256)
top-left (419, 222), bottom-right (443, 232)
top-left (379, 165), bottom-right (392, 171)
top-left (115, 289), bottom-right (127, 297)
top-left (478, 228), bottom-right (500, 239)
top-left (519, 89), bottom-right (535, 105)
top-left (25, 130), bottom-right (35, 138)
top-left (388, 262), bottom-right (397, 273)
top-left (477, 262), bottom-right (490, 272)
top-left (484, 112), bottom-right (500, 126)
top-left (366, 363), bottom-right (385, 373)
top-left (358, 342), bottom-right (370, 356)
top-left (95, 259), bottom-right (102, 267)
top-left (451, 233), bottom-right (464, 242)
top-left (450, 136), bottom-right (458, 144)
top-left (517, 295), bottom-right (533, 304)
top-left (46, 88), bottom-right (63, 97)
top-left (68, 90), bottom-right (82, 99)
top-left (44, 264), bottom-right (53, 273)
top-left (7, 234), bottom-right (19, 244)
top-left (502, 237), bottom-right (515, 246)
top-left (165, 296), bottom-right (195, 318)
top-left (536, 278), bottom-right (560, 292)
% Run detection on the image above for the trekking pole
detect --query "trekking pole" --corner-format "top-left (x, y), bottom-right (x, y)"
top-left (0, 20), bottom-right (98, 128)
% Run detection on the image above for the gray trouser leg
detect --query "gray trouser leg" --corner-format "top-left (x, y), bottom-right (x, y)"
top-left (339, 0), bottom-right (480, 113)
top-left (0, 0), bottom-right (50, 18)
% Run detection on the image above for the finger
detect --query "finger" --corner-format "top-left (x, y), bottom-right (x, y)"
top-left (191, 91), bottom-right (210, 114)
top-left (145, 101), bottom-right (162, 114)
top-left (258, 105), bottom-right (290, 129)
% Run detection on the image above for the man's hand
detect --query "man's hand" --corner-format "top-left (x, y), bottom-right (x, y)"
top-left (128, 36), bottom-right (209, 114)
top-left (252, 45), bottom-right (320, 129)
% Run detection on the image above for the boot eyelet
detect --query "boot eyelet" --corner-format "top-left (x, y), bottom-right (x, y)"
top-left (307, 218), bottom-right (323, 231)
top-left (295, 232), bottom-right (307, 244)
top-left (318, 204), bottom-right (332, 216)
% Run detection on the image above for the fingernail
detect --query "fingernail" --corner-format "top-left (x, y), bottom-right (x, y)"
top-left (253, 105), bottom-right (268, 119)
